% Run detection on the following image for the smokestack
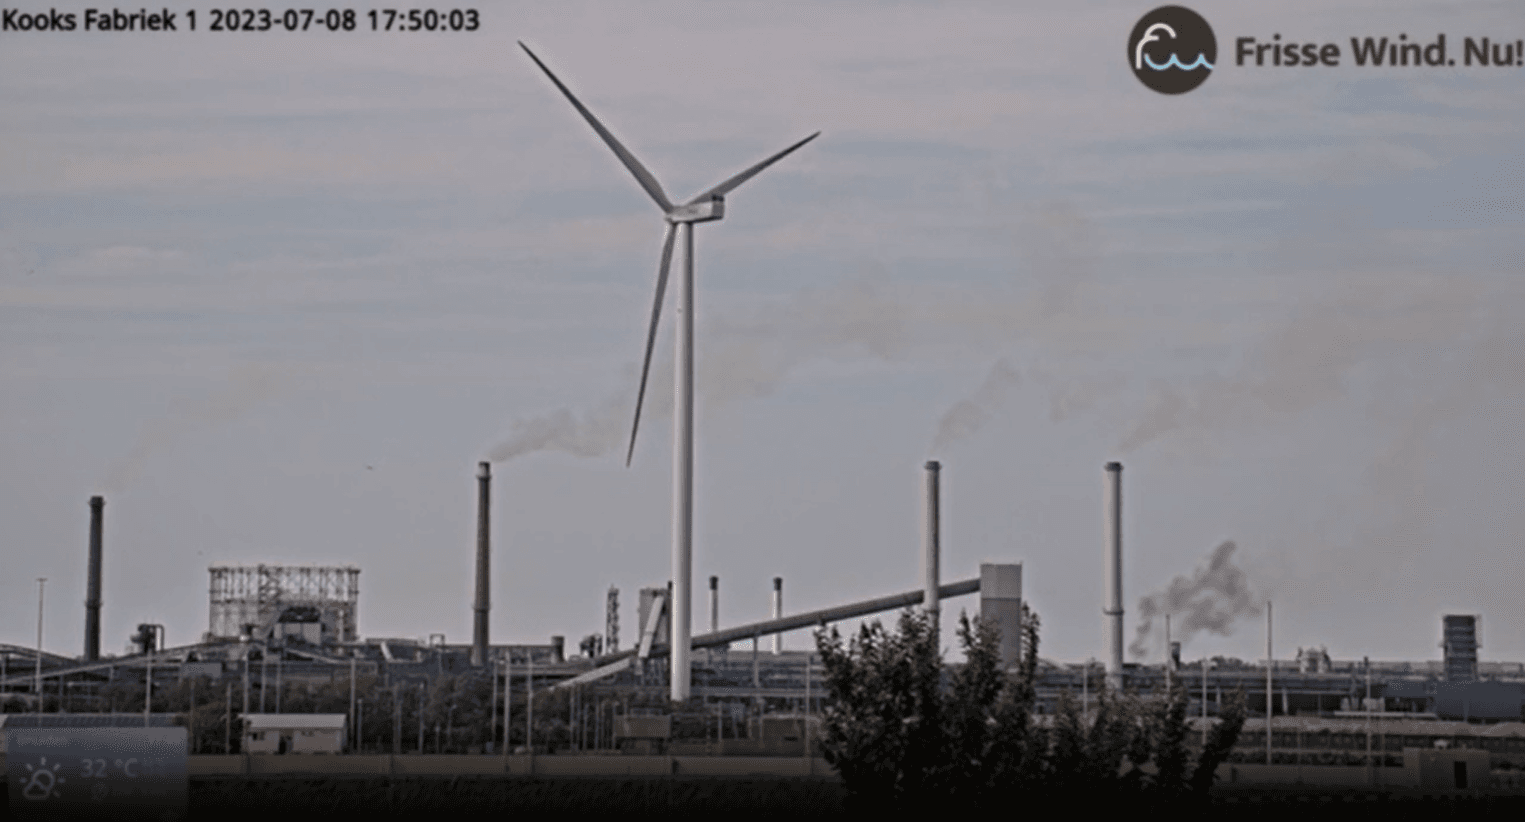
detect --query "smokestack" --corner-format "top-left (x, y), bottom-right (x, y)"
top-left (923, 461), bottom-right (941, 634)
top-left (84, 496), bottom-right (104, 662)
top-left (771, 577), bottom-right (783, 654)
top-left (709, 575), bottom-right (719, 633)
top-left (472, 462), bottom-right (491, 667)
top-left (1104, 461), bottom-right (1123, 690)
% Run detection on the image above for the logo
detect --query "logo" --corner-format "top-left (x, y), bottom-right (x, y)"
top-left (1129, 6), bottom-right (1217, 94)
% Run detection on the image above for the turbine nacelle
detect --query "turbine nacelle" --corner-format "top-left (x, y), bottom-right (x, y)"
top-left (665, 196), bottom-right (725, 224)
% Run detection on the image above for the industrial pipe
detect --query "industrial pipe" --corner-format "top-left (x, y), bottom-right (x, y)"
top-left (631, 578), bottom-right (982, 660)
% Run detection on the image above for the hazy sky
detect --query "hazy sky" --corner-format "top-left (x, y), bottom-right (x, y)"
top-left (2, 1), bottom-right (1521, 667)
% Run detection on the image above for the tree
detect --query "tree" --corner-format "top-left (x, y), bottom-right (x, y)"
top-left (814, 606), bottom-right (1046, 811)
top-left (814, 607), bottom-right (943, 811)
top-left (1191, 687), bottom-right (1247, 795)
top-left (815, 605), bottom-right (1247, 808)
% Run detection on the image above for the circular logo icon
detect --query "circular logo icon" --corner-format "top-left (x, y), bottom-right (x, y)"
top-left (1128, 6), bottom-right (1216, 94)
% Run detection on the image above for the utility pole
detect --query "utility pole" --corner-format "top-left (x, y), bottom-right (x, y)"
top-left (509, 658), bottom-right (515, 762)
top-left (1365, 655), bottom-right (1373, 784)
top-left (393, 686), bottom-right (402, 756)
top-left (349, 653), bottom-right (358, 753)
top-left (144, 655), bottom-right (152, 727)
top-left (241, 644), bottom-right (250, 718)
top-left (35, 578), bottom-right (46, 722)
top-left (224, 681), bottom-right (232, 753)
top-left (527, 654), bottom-right (535, 771)
top-left (1202, 656), bottom-right (1209, 747)
top-left (1164, 614), bottom-right (1172, 692)
top-left (1265, 601), bottom-right (1273, 766)
top-left (804, 653), bottom-right (813, 775)
top-left (1082, 659), bottom-right (1089, 723)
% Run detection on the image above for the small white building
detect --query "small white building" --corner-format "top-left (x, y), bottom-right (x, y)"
top-left (243, 714), bottom-right (346, 754)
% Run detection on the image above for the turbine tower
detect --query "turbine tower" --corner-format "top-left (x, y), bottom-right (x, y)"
top-left (520, 43), bottom-right (818, 702)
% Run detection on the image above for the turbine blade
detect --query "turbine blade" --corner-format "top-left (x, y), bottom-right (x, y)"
top-left (689, 131), bottom-right (820, 204)
top-left (627, 223), bottom-right (677, 466)
top-left (519, 42), bottom-right (674, 213)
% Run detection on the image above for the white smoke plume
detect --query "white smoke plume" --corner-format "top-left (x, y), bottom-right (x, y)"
top-left (486, 389), bottom-right (631, 463)
top-left (932, 358), bottom-right (1019, 452)
top-left (1129, 540), bottom-right (1260, 660)
top-left (104, 364), bottom-right (290, 492)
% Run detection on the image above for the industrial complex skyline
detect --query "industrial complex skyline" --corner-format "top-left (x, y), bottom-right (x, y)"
top-left (2, 1), bottom-right (1522, 666)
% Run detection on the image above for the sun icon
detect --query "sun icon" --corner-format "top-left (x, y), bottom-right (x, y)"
top-left (19, 756), bottom-right (66, 800)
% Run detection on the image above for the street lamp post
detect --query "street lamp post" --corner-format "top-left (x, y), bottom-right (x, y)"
top-left (35, 578), bottom-right (46, 723)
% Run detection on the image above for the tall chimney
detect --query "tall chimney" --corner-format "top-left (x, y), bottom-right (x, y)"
top-left (472, 462), bottom-right (491, 667)
top-left (709, 575), bottom-right (719, 633)
top-left (84, 496), bottom-right (104, 662)
top-left (923, 461), bottom-right (941, 635)
top-left (1103, 462), bottom-right (1123, 690)
top-left (771, 577), bottom-right (783, 654)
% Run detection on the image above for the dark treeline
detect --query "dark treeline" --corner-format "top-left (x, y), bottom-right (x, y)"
top-left (815, 607), bottom-right (1248, 811)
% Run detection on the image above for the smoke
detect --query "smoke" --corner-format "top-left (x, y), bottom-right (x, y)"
top-left (486, 389), bottom-right (631, 463)
top-left (932, 358), bottom-right (1019, 451)
top-left (486, 201), bottom-right (1094, 464)
top-left (1129, 541), bottom-right (1260, 660)
top-left (487, 277), bottom-right (913, 464)
top-left (1117, 290), bottom-right (1368, 454)
top-left (104, 364), bottom-right (290, 492)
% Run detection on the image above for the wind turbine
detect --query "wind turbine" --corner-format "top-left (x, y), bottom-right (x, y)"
top-left (520, 43), bottom-right (818, 702)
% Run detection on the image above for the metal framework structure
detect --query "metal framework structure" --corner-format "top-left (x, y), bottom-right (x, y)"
top-left (207, 565), bottom-right (359, 643)
top-left (1443, 614), bottom-right (1480, 682)
top-left (605, 586), bottom-right (619, 654)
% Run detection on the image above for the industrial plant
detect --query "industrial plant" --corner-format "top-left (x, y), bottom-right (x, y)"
top-left (2, 45), bottom-right (1520, 805)
top-left (3, 460), bottom-right (1524, 790)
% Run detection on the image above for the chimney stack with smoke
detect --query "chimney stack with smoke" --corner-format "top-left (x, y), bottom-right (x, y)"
top-left (85, 496), bottom-right (104, 662)
top-left (472, 462), bottom-right (491, 667)
top-left (1104, 462), bottom-right (1123, 690)
top-left (924, 461), bottom-right (942, 634)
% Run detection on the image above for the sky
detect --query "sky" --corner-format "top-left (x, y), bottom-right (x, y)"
top-left (1, 1), bottom-right (1522, 668)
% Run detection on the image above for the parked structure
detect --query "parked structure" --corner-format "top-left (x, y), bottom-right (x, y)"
top-left (244, 714), bottom-right (346, 754)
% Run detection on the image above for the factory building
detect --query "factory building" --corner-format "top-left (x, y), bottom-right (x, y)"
top-left (244, 714), bottom-right (347, 754)
top-left (5, 467), bottom-right (1525, 773)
